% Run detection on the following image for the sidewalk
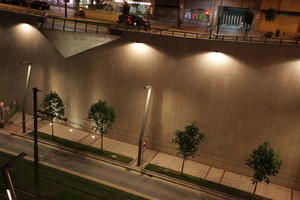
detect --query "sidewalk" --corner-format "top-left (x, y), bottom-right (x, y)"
top-left (4, 112), bottom-right (300, 200)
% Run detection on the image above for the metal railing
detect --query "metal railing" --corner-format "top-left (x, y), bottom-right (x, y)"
top-left (0, 4), bottom-right (299, 45)
top-left (42, 16), bottom-right (300, 45)
top-left (42, 16), bottom-right (112, 34)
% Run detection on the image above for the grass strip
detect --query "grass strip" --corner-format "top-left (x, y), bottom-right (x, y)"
top-left (29, 131), bottom-right (133, 164)
top-left (145, 163), bottom-right (271, 200)
top-left (0, 151), bottom-right (146, 200)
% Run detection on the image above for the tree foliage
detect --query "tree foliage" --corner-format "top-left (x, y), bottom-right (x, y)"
top-left (88, 100), bottom-right (115, 151)
top-left (172, 122), bottom-right (204, 175)
top-left (246, 141), bottom-right (282, 194)
top-left (41, 91), bottom-right (65, 136)
top-left (265, 8), bottom-right (276, 22)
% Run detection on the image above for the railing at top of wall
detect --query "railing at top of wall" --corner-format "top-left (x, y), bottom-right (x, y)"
top-left (0, 3), bottom-right (299, 45)
top-left (43, 16), bottom-right (300, 45)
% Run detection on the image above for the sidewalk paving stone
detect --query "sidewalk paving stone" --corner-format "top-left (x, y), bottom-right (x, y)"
top-left (205, 167), bottom-right (224, 183)
top-left (183, 161), bottom-right (210, 179)
top-left (151, 152), bottom-right (183, 172)
top-left (37, 119), bottom-right (138, 159)
top-left (220, 171), bottom-right (254, 193)
top-left (4, 124), bottom-right (22, 134)
top-left (39, 122), bottom-right (90, 142)
top-left (293, 190), bottom-right (300, 200)
top-left (90, 137), bottom-right (138, 158)
top-left (255, 182), bottom-right (291, 200)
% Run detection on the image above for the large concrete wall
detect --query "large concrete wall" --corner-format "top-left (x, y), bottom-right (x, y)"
top-left (0, 11), bottom-right (67, 111)
top-left (1, 13), bottom-right (300, 189)
top-left (65, 30), bottom-right (300, 189)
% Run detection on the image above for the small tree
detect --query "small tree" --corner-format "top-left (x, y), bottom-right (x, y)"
top-left (264, 8), bottom-right (276, 35)
top-left (41, 91), bottom-right (65, 137)
top-left (265, 8), bottom-right (276, 22)
top-left (88, 100), bottom-right (115, 151)
top-left (246, 141), bottom-right (282, 194)
top-left (172, 122), bottom-right (204, 175)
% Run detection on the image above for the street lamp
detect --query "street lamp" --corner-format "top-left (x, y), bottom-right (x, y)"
top-left (20, 62), bottom-right (32, 133)
top-left (1, 152), bottom-right (27, 200)
top-left (137, 85), bottom-right (152, 167)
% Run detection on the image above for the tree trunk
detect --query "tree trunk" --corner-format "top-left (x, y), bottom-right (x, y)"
top-left (253, 181), bottom-right (258, 194)
top-left (51, 118), bottom-right (54, 137)
top-left (181, 158), bottom-right (186, 176)
top-left (74, 0), bottom-right (80, 17)
top-left (101, 133), bottom-right (103, 151)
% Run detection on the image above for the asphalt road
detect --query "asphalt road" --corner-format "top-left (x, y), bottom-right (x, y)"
top-left (0, 133), bottom-right (226, 200)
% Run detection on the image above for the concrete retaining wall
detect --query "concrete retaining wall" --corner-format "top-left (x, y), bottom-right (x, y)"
top-left (1, 12), bottom-right (300, 189)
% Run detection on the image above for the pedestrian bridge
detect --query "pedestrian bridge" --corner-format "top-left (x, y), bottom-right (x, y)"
top-left (1, 6), bottom-right (299, 58)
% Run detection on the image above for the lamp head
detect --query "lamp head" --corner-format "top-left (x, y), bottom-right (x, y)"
top-left (19, 62), bottom-right (31, 65)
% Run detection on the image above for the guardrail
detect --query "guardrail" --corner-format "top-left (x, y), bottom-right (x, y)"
top-left (43, 16), bottom-right (300, 45)
top-left (42, 16), bottom-right (112, 34)
top-left (0, 4), bottom-right (299, 45)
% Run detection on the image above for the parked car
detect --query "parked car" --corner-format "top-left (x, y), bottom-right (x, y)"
top-left (117, 14), bottom-right (150, 30)
top-left (30, 1), bottom-right (50, 10)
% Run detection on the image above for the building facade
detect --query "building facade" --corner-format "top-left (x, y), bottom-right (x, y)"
top-left (152, 0), bottom-right (300, 34)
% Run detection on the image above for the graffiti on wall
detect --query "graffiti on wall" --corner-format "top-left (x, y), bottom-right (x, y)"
top-left (184, 9), bottom-right (209, 23)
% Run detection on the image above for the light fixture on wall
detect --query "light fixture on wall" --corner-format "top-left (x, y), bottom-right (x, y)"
top-left (19, 23), bottom-right (33, 32)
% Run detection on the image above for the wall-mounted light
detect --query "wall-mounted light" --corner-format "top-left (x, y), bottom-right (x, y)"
top-left (18, 23), bottom-right (33, 32)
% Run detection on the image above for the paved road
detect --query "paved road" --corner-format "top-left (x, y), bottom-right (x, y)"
top-left (0, 133), bottom-right (226, 200)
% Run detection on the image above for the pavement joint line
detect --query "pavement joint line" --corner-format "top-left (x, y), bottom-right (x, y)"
top-left (204, 165), bottom-right (212, 180)
top-left (77, 132), bottom-right (92, 143)
top-left (0, 130), bottom-right (244, 200)
top-left (144, 151), bottom-right (159, 166)
top-left (219, 170), bottom-right (226, 184)
top-left (89, 134), bottom-right (101, 145)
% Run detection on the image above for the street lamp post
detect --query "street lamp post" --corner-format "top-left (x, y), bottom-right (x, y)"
top-left (137, 85), bottom-right (152, 167)
top-left (33, 87), bottom-right (41, 192)
top-left (20, 62), bottom-right (32, 133)
top-left (1, 152), bottom-right (27, 200)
